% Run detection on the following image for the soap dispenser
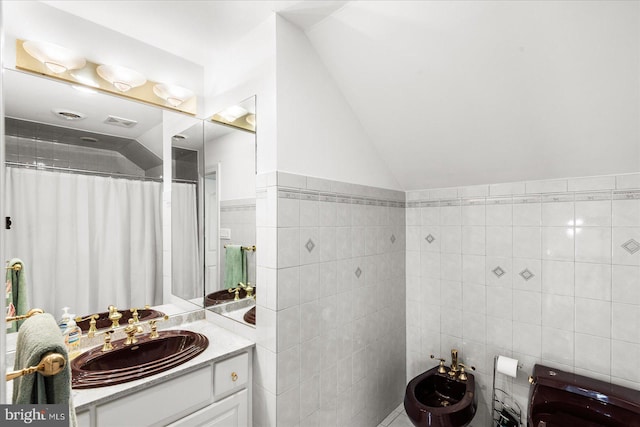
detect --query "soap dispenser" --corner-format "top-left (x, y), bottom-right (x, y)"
top-left (58, 307), bottom-right (71, 332)
top-left (63, 314), bottom-right (82, 358)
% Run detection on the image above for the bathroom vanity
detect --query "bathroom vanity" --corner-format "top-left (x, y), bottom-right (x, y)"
top-left (73, 318), bottom-right (254, 427)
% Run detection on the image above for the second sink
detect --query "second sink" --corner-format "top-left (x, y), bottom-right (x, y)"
top-left (76, 308), bottom-right (166, 333)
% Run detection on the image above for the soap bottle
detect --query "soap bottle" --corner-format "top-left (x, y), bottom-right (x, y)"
top-left (58, 307), bottom-right (71, 333)
top-left (63, 314), bottom-right (82, 358)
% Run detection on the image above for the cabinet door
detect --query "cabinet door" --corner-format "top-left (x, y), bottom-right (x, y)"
top-left (95, 365), bottom-right (213, 427)
top-left (76, 410), bottom-right (91, 427)
top-left (169, 389), bottom-right (248, 427)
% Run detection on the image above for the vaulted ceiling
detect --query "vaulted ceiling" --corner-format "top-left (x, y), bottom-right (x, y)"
top-left (43, 0), bottom-right (640, 190)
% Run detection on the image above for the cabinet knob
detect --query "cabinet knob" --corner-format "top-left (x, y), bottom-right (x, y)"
top-left (231, 372), bottom-right (238, 382)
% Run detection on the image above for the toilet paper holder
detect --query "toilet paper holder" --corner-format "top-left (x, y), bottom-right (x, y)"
top-left (492, 355), bottom-right (522, 427)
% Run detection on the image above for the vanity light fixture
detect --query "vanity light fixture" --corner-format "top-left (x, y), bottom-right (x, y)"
top-left (153, 83), bottom-right (194, 107)
top-left (72, 85), bottom-right (98, 95)
top-left (22, 40), bottom-right (86, 74)
top-left (70, 70), bottom-right (100, 88)
top-left (96, 64), bottom-right (146, 92)
top-left (218, 105), bottom-right (248, 122)
top-left (245, 114), bottom-right (256, 126)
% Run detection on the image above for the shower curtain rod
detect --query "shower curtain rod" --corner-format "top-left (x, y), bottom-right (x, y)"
top-left (5, 162), bottom-right (197, 184)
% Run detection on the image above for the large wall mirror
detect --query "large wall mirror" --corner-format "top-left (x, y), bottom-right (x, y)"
top-left (3, 68), bottom-right (204, 334)
top-left (171, 120), bottom-right (204, 306)
top-left (204, 97), bottom-right (257, 327)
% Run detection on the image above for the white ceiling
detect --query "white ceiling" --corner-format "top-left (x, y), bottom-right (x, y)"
top-left (42, 0), bottom-right (640, 190)
top-left (40, 0), bottom-right (305, 66)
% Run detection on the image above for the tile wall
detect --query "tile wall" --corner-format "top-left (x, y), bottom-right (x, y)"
top-left (406, 173), bottom-right (640, 425)
top-left (254, 172), bottom-right (406, 427)
top-left (6, 135), bottom-right (146, 176)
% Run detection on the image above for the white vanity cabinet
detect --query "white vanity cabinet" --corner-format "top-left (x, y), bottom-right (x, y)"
top-left (75, 350), bottom-right (251, 427)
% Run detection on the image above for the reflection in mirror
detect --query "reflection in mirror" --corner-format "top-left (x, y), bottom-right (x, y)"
top-left (3, 69), bottom-right (191, 333)
top-left (171, 121), bottom-right (203, 306)
top-left (204, 97), bottom-right (256, 326)
top-left (211, 97), bottom-right (256, 133)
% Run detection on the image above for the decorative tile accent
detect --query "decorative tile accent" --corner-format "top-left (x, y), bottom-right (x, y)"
top-left (519, 269), bottom-right (535, 281)
top-left (613, 190), bottom-right (640, 200)
top-left (355, 267), bottom-right (362, 278)
top-left (305, 238), bottom-right (316, 253)
top-left (492, 266), bottom-right (505, 278)
top-left (425, 234), bottom-right (435, 244)
top-left (390, 234), bottom-right (396, 244)
top-left (621, 239), bottom-right (640, 255)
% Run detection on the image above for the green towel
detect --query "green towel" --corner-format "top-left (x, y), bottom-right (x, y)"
top-left (12, 313), bottom-right (77, 426)
top-left (224, 245), bottom-right (248, 289)
top-left (6, 258), bottom-right (29, 333)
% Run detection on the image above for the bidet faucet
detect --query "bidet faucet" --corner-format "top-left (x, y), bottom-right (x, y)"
top-left (450, 349), bottom-right (459, 374)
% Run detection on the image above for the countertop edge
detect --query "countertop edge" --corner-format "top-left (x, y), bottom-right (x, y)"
top-left (71, 319), bottom-right (255, 411)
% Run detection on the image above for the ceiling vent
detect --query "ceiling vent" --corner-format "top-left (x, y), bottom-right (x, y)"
top-left (52, 109), bottom-right (86, 121)
top-left (104, 115), bottom-right (138, 128)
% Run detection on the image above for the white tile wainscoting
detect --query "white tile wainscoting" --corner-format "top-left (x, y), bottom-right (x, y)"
top-left (253, 172), bottom-right (406, 427)
top-left (406, 173), bottom-right (640, 426)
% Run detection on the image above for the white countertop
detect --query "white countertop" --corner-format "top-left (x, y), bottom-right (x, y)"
top-left (72, 318), bottom-right (254, 410)
top-left (6, 306), bottom-right (255, 411)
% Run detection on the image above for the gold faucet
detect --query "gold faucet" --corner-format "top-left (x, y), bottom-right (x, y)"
top-left (102, 331), bottom-right (114, 352)
top-left (449, 349), bottom-right (459, 376)
top-left (228, 286), bottom-right (241, 301)
top-left (108, 305), bottom-right (122, 328)
top-left (147, 315), bottom-right (169, 339)
top-left (457, 363), bottom-right (475, 381)
top-left (75, 314), bottom-right (99, 337)
top-left (430, 355), bottom-right (448, 374)
top-left (238, 282), bottom-right (254, 299)
top-left (148, 320), bottom-right (160, 339)
top-left (130, 305), bottom-right (151, 323)
top-left (123, 319), bottom-right (143, 345)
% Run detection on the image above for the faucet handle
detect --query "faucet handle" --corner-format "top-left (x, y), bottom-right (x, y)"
top-left (108, 306), bottom-right (122, 328)
top-left (147, 315), bottom-right (169, 339)
top-left (228, 286), bottom-right (241, 301)
top-left (102, 331), bottom-right (114, 352)
top-left (457, 363), bottom-right (475, 381)
top-left (129, 305), bottom-right (151, 323)
top-left (430, 355), bottom-right (448, 374)
top-left (75, 314), bottom-right (99, 337)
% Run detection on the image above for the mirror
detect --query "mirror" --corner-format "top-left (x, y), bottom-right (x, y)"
top-left (171, 121), bottom-right (204, 306)
top-left (204, 97), bottom-right (257, 326)
top-left (3, 69), bottom-right (203, 332)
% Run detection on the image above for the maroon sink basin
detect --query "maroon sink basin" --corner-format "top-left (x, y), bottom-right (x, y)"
top-left (205, 287), bottom-right (256, 306)
top-left (243, 307), bottom-right (256, 325)
top-left (76, 308), bottom-right (166, 333)
top-left (71, 330), bottom-right (208, 389)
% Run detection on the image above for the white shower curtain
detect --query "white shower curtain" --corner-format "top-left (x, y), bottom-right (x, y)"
top-left (171, 182), bottom-right (200, 302)
top-left (4, 167), bottom-right (163, 317)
